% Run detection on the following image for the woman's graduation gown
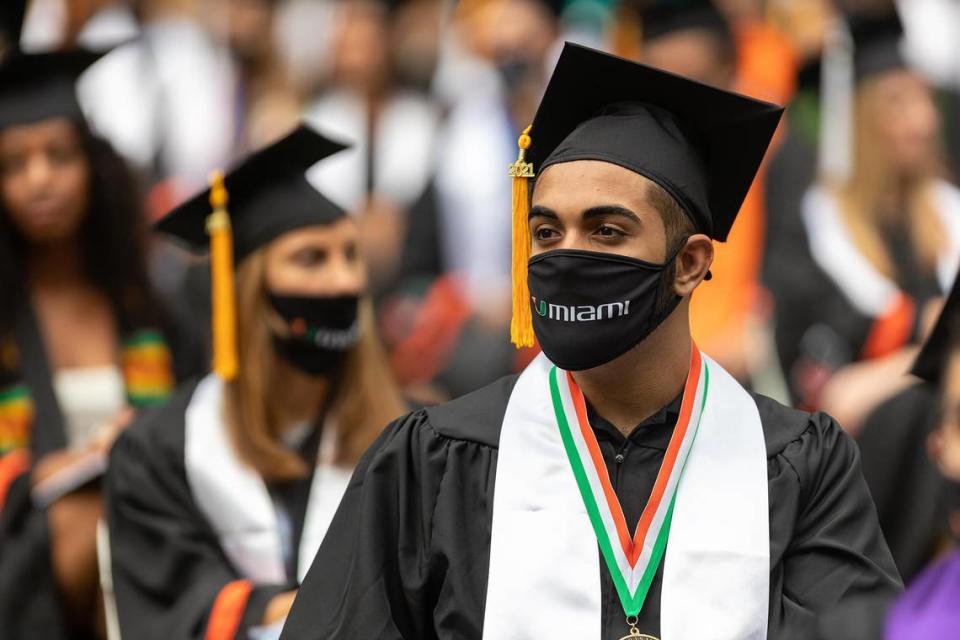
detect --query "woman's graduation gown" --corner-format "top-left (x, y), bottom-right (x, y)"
top-left (106, 375), bottom-right (351, 640)
top-left (0, 302), bottom-right (201, 640)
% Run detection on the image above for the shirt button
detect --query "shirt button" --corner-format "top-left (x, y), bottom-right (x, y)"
top-left (614, 454), bottom-right (625, 464)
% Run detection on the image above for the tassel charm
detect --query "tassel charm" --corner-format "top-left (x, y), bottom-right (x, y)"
top-left (509, 125), bottom-right (535, 348)
top-left (206, 171), bottom-right (239, 381)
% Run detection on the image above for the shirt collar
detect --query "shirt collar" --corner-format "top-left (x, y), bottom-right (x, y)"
top-left (587, 391), bottom-right (683, 451)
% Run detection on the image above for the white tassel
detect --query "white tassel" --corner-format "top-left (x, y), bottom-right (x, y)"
top-left (819, 17), bottom-right (855, 186)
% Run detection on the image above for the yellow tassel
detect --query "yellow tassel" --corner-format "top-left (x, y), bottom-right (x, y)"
top-left (508, 125), bottom-right (535, 348)
top-left (206, 171), bottom-right (239, 381)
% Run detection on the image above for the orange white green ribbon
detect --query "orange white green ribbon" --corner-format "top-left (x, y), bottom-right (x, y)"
top-left (548, 347), bottom-right (708, 617)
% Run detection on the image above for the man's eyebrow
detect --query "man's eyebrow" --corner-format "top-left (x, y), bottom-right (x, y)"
top-left (529, 205), bottom-right (558, 220)
top-left (581, 205), bottom-right (642, 224)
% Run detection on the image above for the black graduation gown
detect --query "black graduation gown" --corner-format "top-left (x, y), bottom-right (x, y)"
top-left (0, 302), bottom-right (204, 640)
top-left (105, 380), bottom-right (321, 640)
top-left (771, 213), bottom-right (944, 407)
top-left (856, 383), bottom-right (951, 583)
top-left (281, 374), bottom-right (902, 640)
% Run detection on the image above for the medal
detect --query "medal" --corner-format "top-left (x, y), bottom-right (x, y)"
top-left (617, 615), bottom-right (659, 640)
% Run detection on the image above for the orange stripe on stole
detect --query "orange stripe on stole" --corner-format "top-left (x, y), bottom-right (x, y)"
top-left (206, 579), bottom-right (254, 640)
top-left (861, 294), bottom-right (916, 360)
top-left (0, 449), bottom-right (31, 511)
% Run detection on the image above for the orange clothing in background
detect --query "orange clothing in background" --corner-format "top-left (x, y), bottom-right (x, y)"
top-left (689, 20), bottom-right (795, 375)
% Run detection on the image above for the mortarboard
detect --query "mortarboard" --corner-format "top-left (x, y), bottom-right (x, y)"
top-left (156, 124), bottom-right (350, 380)
top-left (0, 1), bottom-right (28, 54)
top-left (0, 48), bottom-right (107, 130)
top-left (156, 124), bottom-right (349, 261)
top-left (847, 7), bottom-right (906, 83)
top-left (913, 274), bottom-right (960, 385)
top-left (507, 42), bottom-right (783, 347)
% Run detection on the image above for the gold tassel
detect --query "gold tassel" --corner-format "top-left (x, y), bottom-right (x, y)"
top-left (206, 171), bottom-right (239, 381)
top-left (508, 125), bottom-right (535, 348)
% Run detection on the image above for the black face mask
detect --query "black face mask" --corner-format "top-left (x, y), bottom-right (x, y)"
top-left (267, 293), bottom-right (361, 376)
top-left (527, 249), bottom-right (681, 371)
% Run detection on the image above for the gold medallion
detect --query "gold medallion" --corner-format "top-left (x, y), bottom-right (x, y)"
top-left (619, 616), bottom-right (659, 640)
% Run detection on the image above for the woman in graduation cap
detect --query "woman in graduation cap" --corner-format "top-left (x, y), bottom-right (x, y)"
top-left (0, 49), bottom-right (203, 639)
top-left (771, 8), bottom-right (960, 429)
top-left (105, 124), bottom-right (406, 640)
top-left (281, 43), bottom-right (900, 640)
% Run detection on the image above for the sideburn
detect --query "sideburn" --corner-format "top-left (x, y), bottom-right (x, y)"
top-left (653, 242), bottom-right (682, 318)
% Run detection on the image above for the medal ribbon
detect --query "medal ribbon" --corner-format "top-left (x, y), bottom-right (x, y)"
top-left (548, 346), bottom-right (709, 617)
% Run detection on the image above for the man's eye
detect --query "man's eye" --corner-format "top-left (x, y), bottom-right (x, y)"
top-left (595, 225), bottom-right (623, 237)
top-left (534, 227), bottom-right (559, 241)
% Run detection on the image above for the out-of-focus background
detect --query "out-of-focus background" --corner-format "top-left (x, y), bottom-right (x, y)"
top-left (5, 0), bottom-right (960, 424)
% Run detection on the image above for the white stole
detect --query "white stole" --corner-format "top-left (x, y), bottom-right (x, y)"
top-left (483, 353), bottom-right (769, 639)
top-left (184, 374), bottom-right (351, 584)
top-left (801, 182), bottom-right (960, 317)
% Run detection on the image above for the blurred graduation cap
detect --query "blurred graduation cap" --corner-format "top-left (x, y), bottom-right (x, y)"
top-left (0, 48), bottom-right (107, 130)
top-left (0, 0), bottom-right (27, 54)
top-left (638, 0), bottom-right (732, 45)
top-left (913, 275), bottom-right (960, 385)
top-left (507, 42), bottom-right (783, 347)
top-left (848, 7), bottom-right (906, 82)
top-left (818, 6), bottom-right (907, 183)
top-left (156, 124), bottom-right (350, 380)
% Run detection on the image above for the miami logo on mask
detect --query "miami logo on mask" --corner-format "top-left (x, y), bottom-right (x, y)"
top-left (532, 296), bottom-right (631, 322)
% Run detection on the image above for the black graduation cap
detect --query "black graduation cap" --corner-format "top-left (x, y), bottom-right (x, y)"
top-left (526, 42), bottom-right (783, 241)
top-left (847, 7), bottom-right (906, 82)
top-left (639, 0), bottom-right (732, 44)
top-left (156, 124), bottom-right (349, 262)
top-left (0, 48), bottom-right (106, 130)
top-left (913, 275), bottom-right (960, 384)
top-left (0, 0), bottom-right (28, 53)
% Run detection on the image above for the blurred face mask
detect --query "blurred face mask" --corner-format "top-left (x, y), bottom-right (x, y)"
top-left (267, 293), bottom-right (361, 376)
top-left (495, 55), bottom-right (538, 92)
top-left (527, 248), bottom-right (681, 371)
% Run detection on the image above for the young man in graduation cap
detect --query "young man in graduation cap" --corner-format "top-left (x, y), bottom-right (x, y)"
top-left (281, 44), bottom-right (901, 640)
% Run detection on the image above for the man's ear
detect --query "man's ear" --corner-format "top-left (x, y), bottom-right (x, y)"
top-left (673, 234), bottom-right (713, 297)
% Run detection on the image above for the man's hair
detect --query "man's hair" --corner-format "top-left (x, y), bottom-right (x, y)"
top-left (645, 180), bottom-right (697, 315)
top-left (646, 180), bottom-right (696, 251)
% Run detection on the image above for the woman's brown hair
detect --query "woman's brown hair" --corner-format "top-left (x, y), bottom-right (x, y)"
top-left (833, 73), bottom-right (946, 279)
top-left (223, 250), bottom-right (406, 481)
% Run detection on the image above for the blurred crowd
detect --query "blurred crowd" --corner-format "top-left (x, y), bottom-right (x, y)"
top-left (3, 0), bottom-right (960, 637)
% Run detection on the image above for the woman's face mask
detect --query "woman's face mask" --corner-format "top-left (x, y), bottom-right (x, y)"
top-left (267, 293), bottom-right (362, 376)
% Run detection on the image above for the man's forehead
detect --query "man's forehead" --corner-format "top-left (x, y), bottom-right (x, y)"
top-left (532, 160), bottom-right (657, 203)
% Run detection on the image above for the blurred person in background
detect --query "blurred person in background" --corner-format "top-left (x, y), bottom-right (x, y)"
top-left (771, 7), bottom-right (960, 432)
top-left (762, 0), bottom-right (835, 293)
top-left (855, 273), bottom-right (960, 588)
top-left (305, 0), bottom-right (441, 294)
top-left (22, 0), bottom-right (237, 190)
top-left (626, 0), bottom-right (794, 386)
top-left (819, 275), bottom-right (960, 640)
top-left (0, 48), bottom-right (202, 640)
top-left (207, 0), bottom-right (301, 149)
top-left (386, 0), bottom-right (560, 401)
top-left (107, 126), bottom-right (406, 639)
